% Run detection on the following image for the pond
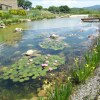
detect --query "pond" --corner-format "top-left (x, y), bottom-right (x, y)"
top-left (0, 17), bottom-right (99, 99)
top-left (0, 18), bottom-right (99, 66)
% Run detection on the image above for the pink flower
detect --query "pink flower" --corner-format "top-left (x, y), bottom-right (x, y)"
top-left (42, 64), bottom-right (48, 67)
top-left (48, 67), bottom-right (53, 71)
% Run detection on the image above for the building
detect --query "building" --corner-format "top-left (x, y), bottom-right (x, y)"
top-left (0, 0), bottom-right (18, 10)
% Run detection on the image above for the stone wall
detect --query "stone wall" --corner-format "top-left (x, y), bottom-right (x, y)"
top-left (0, 0), bottom-right (18, 9)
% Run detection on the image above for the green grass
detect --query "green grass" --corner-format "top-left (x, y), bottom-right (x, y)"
top-left (72, 38), bottom-right (100, 84)
top-left (47, 81), bottom-right (72, 100)
top-left (45, 37), bottom-right (100, 100)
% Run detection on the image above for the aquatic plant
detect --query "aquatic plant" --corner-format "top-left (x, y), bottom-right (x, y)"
top-left (72, 38), bottom-right (100, 83)
top-left (39, 39), bottom-right (69, 50)
top-left (0, 55), bottom-right (65, 82)
top-left (47, 81), bottom-right (72, 100)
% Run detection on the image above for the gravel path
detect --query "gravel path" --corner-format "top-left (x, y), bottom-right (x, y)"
top-left (71, 67), bottom-right (100, 100)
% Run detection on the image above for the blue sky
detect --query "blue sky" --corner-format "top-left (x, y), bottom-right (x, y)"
top-left (29, 0), bottom-right (100, 8)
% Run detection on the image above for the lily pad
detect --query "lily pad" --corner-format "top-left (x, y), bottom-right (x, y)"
top-left (0, 55), bottom-right (65, 82)
top-left (39, 39), bottom-right (69, 50)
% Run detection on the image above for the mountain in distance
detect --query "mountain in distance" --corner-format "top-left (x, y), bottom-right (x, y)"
top-left (83, 5), bottom-right (100, 10)
top-left (72, 5), bottom-right (100, 10)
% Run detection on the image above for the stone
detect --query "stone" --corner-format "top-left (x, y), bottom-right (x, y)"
top-left (25, 50), bottom-right (34, 56)
top-left (15, 28), bottom-right (22, 32)
top-left (50, 34), bottom-right (59, 39)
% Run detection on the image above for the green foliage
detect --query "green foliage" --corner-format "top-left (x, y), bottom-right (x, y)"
top-left (70, 8), bottom-right (100, 14)
top-left (17, 0), bottom-right (32, 9)
top-left (0, 11), bottom-right (3, 17)
top-left (72, 38), bottom-right (100, 84)
top-left (0, 11), bottom-right (12, 19)
top-left (48, 6), bottom-right (60, 13)
top-left (48, 5), bottom-right (70, 13)
top-left (23, 1), bottom-right (32, 9)
top-left (0, 55), bottom-right (65, 82)
top-left (59, 5), bottom-right (70, 13)
top-left (48, 81), bottom-right (72, 100)
top-left (39, 39), bottom-right (69, 50)
top-left (89, 14), bottom-right (100, 17)
top-left (9, 9), bottom-right (27, 16)
top-left (36, 5), bottom-right (43, 10)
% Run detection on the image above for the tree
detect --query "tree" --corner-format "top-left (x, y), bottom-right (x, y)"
top-left (17, 0), bottom-right (32, 9)
top-left (17, 0), bottom-right (25, 7)
top-left (59, 5), bottom-right (70, 13)
top-left (23, 1), bottom-right (32, 9)
top-left (48, 6), bottom-right (60, 13)
top-left (36, 5), bottom-right (43, 10)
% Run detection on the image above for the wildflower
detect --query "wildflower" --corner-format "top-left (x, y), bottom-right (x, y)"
top-left (42, 64), bottom-right (48, 69)
top-left (42, 64), bottom-right (48, 67)
top-left (68, 76), bottom-right (71, 81)
top-left (44, 80), bottom-right (48, 84)
top-left (94, 51), bottom-right (98, 54)
top-left (93, 48), bottom-right (96, 51)
top-left (85, 64), bottom-right (89, 68)
top-left (92, 67), bottom-right (95, 70)
top-left (74, 58), bottom-right (79, 63)
top-left (50, 73), bottom-right (55, 76)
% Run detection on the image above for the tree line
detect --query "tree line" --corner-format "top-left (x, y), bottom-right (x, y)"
top-left (17, 1), bottom-right (100, 15)
top-left (17, 0), bottom-right (70, 13)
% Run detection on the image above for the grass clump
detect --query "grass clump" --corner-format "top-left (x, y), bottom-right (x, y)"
top-left (72, 38), bottom-right (100, 84)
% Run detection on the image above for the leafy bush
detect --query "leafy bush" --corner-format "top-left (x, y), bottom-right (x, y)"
top-left (0, 11), bottom-right (3, 17)
top-left (9, 9), bottom-right (27, 16)
top-left (0, 11), bottom-right (12, 19)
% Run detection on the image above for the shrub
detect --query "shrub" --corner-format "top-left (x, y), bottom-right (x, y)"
top-left (9, 9), bottom-right (27, 16)
top-left (0, 11), bottom-right (12, 19)
top-left (17, 10), bottom-right (27, 15)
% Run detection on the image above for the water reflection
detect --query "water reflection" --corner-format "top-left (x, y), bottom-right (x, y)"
top-left (0, 18), bottom-right (99, 66)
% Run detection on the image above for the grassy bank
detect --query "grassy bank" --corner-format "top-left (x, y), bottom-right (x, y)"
top-left (0, 10), bottom-right (56, 26)
top-left (42, 36), bottom-right (100, 100)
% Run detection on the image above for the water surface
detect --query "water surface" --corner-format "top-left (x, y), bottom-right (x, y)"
top-left (0, 18), bottom-right (99, 66)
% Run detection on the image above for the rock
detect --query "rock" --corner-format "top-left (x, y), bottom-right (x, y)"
top-left (15, 28), bottom-right (22, 32)
top-left (88, 35), bottom-right (95, 39)
top-left (50, 34), bottom-right (59, 39)
top-left (25, 50), bottom-right (34, 56)
top-left (0, 23), bottom-right (5, 28)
